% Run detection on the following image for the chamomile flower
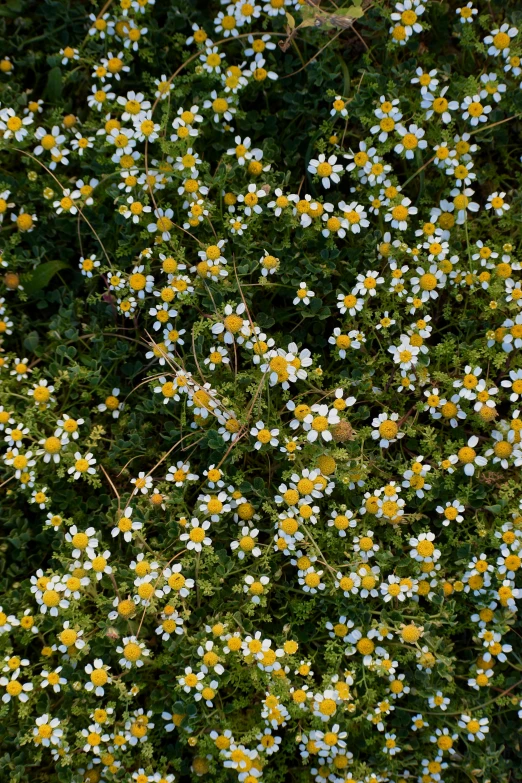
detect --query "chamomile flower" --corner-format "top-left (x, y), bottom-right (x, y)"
top-left (112, 507), bottom-right (142, 541)
top-left (302, 405), bottom-right (339, 443)
top-left (385, 197), bottom-right (418, 230)
top-left (484, 24), bottom-right (518, 57)
top-left (461, 95), bottom-right (492, 125)
top-left (486, 191), bottom-right (510, 216)
top-left (421, 87), bottom-right (459, 124)
top-left (389, 338), bottom-right (420, 370)
top-left (117, 636), bottom-right (150, 669)
top-left (394, 124), bottom-right (427, 159)
top-left (450, 435), bottom-right (488, 476)
top-left (410, 532), bottom-right (440, 563)
top-left (180, 518), bottom-right (212, 551)
top-left (331, 95), bottom-right (349, 117)
top-left (354, 269), bottom-right (384, 296)
top-left (242, 572), bottom-right (269, 603)
top-left (436, 499), bottom-right (465, 526)
top-left (458, 714), bottom-right (489, 742)
top-left (293, 282), bottom-right (314, 306)
top-left (308, 154), bottom-right (343, 189)
top-left (372, 412), bottom-right (404, 448)
top-left (84, 549), bottom-right (112, 581)
top-left (33, 714), bottom-right (63, 747)
top-left (251, 421), bottom-right (279, 450)
top-left (339, 201), bottom-right (370, 233)
top-left (203, 91), bottom-right (236, 125)
top-left (336, 292), bottom-right (364, 316)
top-left (456, 2), bottom-right (477, 21)
top-left (204, 345), bottom-right (230, 370)
top-left (68, 452), bottom-right (96, 480)
top-left (147, 207), bottom-right (175, 241)
top-left (161, 564), bottom-right (194, 598)
top-left (428, 691), bottom-right (451, 710)
top-left (131, 472), bottom-right (153, 494)
top-left (0, 108), bottom-right (33, 141)
top-left (84, 660), bottom-right (111, 696)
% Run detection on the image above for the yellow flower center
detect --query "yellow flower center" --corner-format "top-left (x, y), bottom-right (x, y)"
top-left (493, 31), bottom-right (510, 49)
top-left (317, 162), bottom-right (333, 177)
top-left (124, 642), bottom-right (142, 661)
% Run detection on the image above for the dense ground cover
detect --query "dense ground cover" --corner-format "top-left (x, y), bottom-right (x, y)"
top-left (1, 0), bottom-right (522, 781)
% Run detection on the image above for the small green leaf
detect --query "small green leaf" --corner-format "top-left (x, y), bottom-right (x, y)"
top-left (299, 16), bottom-right (320, 28)
top-left (0, 0), bottom-right (23, 17)
top-left (23, 330), bottom-right (39, 352)
top-left (23, 260), bottom-right (69, 295)
top-left (45, 66), bottom-right (63, 103)
top-left (337, 5), bottom-right (365, 18)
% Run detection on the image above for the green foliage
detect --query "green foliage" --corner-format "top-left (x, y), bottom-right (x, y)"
top-left (0, 0), bottom-right (522, 782)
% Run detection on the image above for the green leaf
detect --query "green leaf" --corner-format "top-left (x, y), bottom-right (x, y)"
top-left (23, 331), bottom-right (39, 353)
top-left (299, 16), bottom-right (320, 28)
top-left (23, 260), bottom-right (69, 295)
top-left (336, 54), bottom-right (351, 98)
top-left (45, 66), bottom-right (63, 103)
top-left (337, 5), bottom-right (365, 18)
top-left (0, 0), bottom-right (23, 17)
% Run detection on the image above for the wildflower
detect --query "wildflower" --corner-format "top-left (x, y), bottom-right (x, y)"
top-left (0, 670), bottom-right (33, 702)
top-left (372, 412), bottom-right (404, 448)
top-left (436, 499), bottom-right (465, 526)
top-left (486, 191), bottom-right (510, 216)
top-left (203, 90), bottom-right (236, 125)
top-left (390, 0), bottom-right (425, 43)
top-left (449, 435), bottom-right (488, 476)
top-left (0, 108), bottom-right (33, 141)
top-left (84, 549), bottom-right (112, 581)
top-left (293, 282), bottom-right (315, 305)
top-left (421, 87), bottom-right (459, 124)
top-left (40, 667), bottom-right (67, 693)
top-left (429, 691), bottom-right (451, 710)
top-left (250, 421), bottom-right (279, 449)
top-left (308, 154), bottom-right (343, 189)
top-left (237, 183), bottom-right (266, 216)
top-left (112, 507), bottom-right (142, 541)
top-left (331, 96), bottom-right (349, 117)
top-left (409, 532), bottom-right (440, 562)
top-left (179, 518), bottom-right (212, 551)
top-left (156, 609), bottom-right (184, 641)
top-left (84, 660), bottom-right (111, 696)
top-left (147, 207), bottom-right (174, 242)
top-left (456, 2), bottom-right (477, 21)
top-left (461, 95), bottom-right (492, 126)
top-left (385, 196), bottom-right (418, 230)
top-left (33, 715), bottom-right (63, 747)
top-left (484, 24), bottom-right (518, 56)
top-left (121, 196), bottom-right (152, 223)
top-left (79, 254), bottom-right (100, 277)
top-left (211, 303), bottom-right (250, 344)
top-left (131, 472), bottom-right (153, 494)
top-left (117, 637), bottom-right (150, 669)
top-left (303, 405), bottom-right (340, 443)
top-left (458, 715), bottom-right (489, 741)
top-left (68, 452), bottom-right (96, 480)
top-left (354, 269), bottom-right (384, 296)
top-left (179, 667), bottom-right (205, 694)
